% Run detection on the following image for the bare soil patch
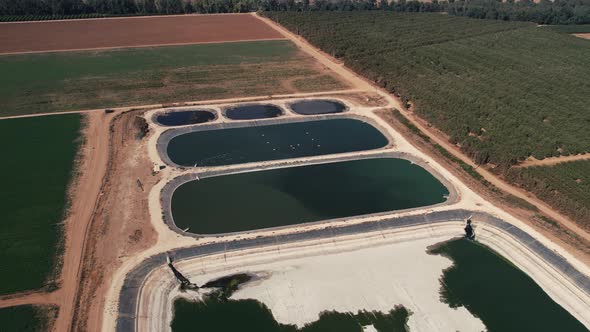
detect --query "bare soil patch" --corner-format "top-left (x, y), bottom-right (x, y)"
top-left (515, 153), bottom-right (590, 168)
top-left (0, 14), bottom-right (283, 54)
top-left (70, 110), bottom-right (157, 332)
top-left (574, 33), bottom-right (590, 40)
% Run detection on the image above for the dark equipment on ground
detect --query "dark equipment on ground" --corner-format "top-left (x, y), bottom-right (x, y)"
top-left (465, 218), bottom-right (475, 240)
top-left (167, 255), bottom-right (199, 289)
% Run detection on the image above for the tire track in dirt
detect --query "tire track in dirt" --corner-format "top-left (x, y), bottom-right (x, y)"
top-left (515, 153), bottom-right (590, 168)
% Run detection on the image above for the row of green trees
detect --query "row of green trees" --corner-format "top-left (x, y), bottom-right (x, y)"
top-left (448, 0), bottom-right (590, 25)
top-left (0, 0), bottom-right (443, 16)
top-left (2, 0), bottom-right (590, 24)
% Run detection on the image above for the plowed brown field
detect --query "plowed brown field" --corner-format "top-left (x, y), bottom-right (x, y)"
top-left (0, 13), bottom-right (284, 54)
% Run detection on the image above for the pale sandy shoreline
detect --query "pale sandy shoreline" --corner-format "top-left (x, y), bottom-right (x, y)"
top-left (131, 218), bottom-right (590, 331)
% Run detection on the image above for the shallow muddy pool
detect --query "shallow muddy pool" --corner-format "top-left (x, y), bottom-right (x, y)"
top-left (165, 118), bottom-right (388, 167)
top-left (170, 158), bottom-right (448, 234)
top-left (169, 239), bottom-right (587, 332)
top-left (225, 104), bottom-right (283, 120)
top-left (155, 110), bottom-right (216, 126)
top-left (289, 100), bottom-right (345, 115)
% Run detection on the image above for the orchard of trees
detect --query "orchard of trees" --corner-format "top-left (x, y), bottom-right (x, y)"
top-left (2, 0), bottom-right (589, 25)
top-left (265, 11), bottom-right (590, 167)
top-left (0, 0), bottom-right (444, 18)
top-left (507, 160), bottom-right (590, 229)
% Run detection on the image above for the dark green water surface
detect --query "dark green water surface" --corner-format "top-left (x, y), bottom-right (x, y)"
top-left (0, 305), bottom-right (53, 332)
top-left (429, 238), bottom-right (588, 332)
top-left (171, 298), bottom-right (410, 332)
top-left (171, 158), bottom-right (448, 234)
top-left (166, 119), bottom-right (388, 167)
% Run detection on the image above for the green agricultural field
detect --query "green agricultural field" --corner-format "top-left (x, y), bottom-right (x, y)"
top-left (0, 40), bottom-right (346, 117)
top-left (0, 114), bottom-right (81, 294)
top-left (507, 161), bottom-right (590, 230)
top-left (266, 12), bottom-right (590, 167)
top-left (0, 305), bottom-right (56, 332)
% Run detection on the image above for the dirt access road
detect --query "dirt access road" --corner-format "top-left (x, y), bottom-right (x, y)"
top-left (515, 153), bottom-right (590, 168)
top-left (0, 13), bottom-right (283, 54)
top-left (253, 13), bottom-right (590, 244)
top-left (54, 111), bottom-right (113, 332)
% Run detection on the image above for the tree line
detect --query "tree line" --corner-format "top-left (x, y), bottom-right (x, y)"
top-left (2, 0), bottom-right (590, 24)
top-left (448, 0), bottom-right (590, 25)
top-left (0, 0), bottom-right (443, 19)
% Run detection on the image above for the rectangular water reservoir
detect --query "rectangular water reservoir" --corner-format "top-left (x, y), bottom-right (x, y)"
top-left (170, 158), bottom-right (449, 234)
top-left (162, 118), bottom-right (389, 167)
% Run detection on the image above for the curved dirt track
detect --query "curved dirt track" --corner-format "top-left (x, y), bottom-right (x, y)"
top-left (253, 13), bottom-right (590, 244)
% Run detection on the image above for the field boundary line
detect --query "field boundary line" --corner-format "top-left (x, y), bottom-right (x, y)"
top-left (0, 38), bottom-right (288, 56)
top-left (0, 89), bottom-right (362, 121)
top-left (0, 12), bottom-right (256, 25)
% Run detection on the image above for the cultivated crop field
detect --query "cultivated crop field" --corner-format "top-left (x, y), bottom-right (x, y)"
top-left (0, 114), bottom-right (81, 294)
top-left (508, 160), bottom-right (590, 230)
top-left (0, 40), bottom-right (346, 117)
top-left (266, 12), bottom-right (590, 166)
top-left (0, 14), bottom-right (282, 54)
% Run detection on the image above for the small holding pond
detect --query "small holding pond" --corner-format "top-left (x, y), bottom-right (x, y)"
top-left (289, 99), bottom-right (346, 115)
top-left (165, 118), bottom-right (388, 167)
top-left (225, 104), bottom-right (283, 120)
top-left (170, 158), bottom-right (448, 234)
top-left (155, 109), bottom-right (216, 126)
